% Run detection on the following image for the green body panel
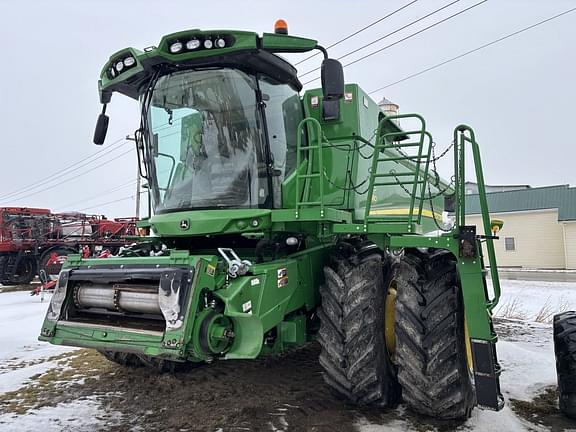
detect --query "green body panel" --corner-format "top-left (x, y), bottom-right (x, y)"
top-left (260, 33), bottom-right (317, 52)
top-left (150, 209), bottom-right (272, 237)
top-left (41, 26), bottom-right (504, 409)
top-left (40, 244), bottom-right (331, 361)
top-left (291, 85), bottom-right (448, 233)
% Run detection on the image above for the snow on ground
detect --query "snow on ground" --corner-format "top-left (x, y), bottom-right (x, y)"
top-left (0, 291), bottom-right (74, 393)
top-left (358, 278), bottom-right (576, 432)
top-left (490, 278), bottom-right (576, 322)
top-left (357, 321), bottom-right (558, 432)
top-left (0, 291), bottom-right (109, 432)
top-left (0, 291), bottom-right (72, 361)
top-left (0, 278), bottom-right (575, 431)
top-left (0, 397), bottom-right (113, 432)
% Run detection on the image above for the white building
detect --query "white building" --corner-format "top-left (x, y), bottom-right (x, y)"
top-left (465, 185), bottom-right (576, 269)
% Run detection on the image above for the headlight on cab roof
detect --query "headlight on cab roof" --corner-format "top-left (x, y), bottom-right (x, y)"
top-left (107, 54), bottom-right (138, 80)
top-left (165, 33), bottom-right (234, 55)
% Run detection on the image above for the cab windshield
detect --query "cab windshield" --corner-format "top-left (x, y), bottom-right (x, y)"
top-left (144, 68), bottom-right (302, 214)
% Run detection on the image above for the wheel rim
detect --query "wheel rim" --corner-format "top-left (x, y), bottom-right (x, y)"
top-left (385, 280), bottom-right (397, 359)
top-left (464, 316), bottom-right (474, 371)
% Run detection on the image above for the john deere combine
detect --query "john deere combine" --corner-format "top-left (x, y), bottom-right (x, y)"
top-left (39, 22), bottom-right (505, 419)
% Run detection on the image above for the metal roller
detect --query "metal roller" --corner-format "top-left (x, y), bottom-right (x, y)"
top-left (75, 283), bottom-right (162, 315)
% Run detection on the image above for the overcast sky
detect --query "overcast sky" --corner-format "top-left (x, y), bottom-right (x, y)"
top-left (0, 0), bottom-right (574, 217)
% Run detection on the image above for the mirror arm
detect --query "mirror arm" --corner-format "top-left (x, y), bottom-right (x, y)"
top-left (315, 44), bottom-right (328, 60)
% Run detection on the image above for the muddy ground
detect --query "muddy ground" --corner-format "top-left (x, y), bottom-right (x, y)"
top-left (0, 318), bottom-right (574, 431)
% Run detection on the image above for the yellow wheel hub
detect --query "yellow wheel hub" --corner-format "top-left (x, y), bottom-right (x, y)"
top-left (464, 316), bottom-right (473, 371)
top-left (384, 280), bottom-right (397, 359)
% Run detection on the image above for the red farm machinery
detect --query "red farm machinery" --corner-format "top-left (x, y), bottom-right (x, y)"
top-left (0, 207), bottom-right (137, 285)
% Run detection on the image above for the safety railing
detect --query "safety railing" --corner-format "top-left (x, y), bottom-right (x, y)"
top-left (363, 114), bottom-right (432, 229)
top-left (295, 117), bottom-right (325, 217)
top-left (454, 125), bottom-right (501, 310)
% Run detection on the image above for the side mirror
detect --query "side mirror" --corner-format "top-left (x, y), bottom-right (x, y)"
top-left (321, 58), bottom-right (344, 100)
top-left (320, 58), bottom-right (344, 121)
top-left (93, 112), bottom-right (109, 145)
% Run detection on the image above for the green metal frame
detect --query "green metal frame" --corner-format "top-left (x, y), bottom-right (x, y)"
top-left (364, 114), bottom-right (432, 229)
top-left (39, 27), bottom-right (505, 410)
top-left (454, 125), bottom-right (501, 309)
top-left (295, 117), bottom-right (325, 218)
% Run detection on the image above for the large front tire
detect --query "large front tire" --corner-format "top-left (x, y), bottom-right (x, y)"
top-left (395, 249), bottom-right (475, 419)
top-left (554, 311), bottom-right (576, 419)
top-left (318, 241), bottom-right (399, 407)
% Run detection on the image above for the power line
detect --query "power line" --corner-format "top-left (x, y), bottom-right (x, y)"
top-left (295, 0), bottom-right (419, 66)
top-left (1, 147), bottom-right (135, 204)
top-left (78, 195), bottom-right (135, 212)
top-left (54, 178), bottom-right (138, 210)
top-left (0, 116), bottom-right (180, 202)
top-left (0, 137), bottom-right (131, 201)
top-left (369, 6), bottom-right (576, 93)
top-left (302, 0), bottom-right (487, 85)
top-left (299, 0), bottom-right (462, 77)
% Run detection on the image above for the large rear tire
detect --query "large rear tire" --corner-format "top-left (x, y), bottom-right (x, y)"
top-left (10, 256), bottom-right (37, 285)
top-left (0, 255), bottom-right (9, 285)
top-left (39, 247), bottom-right (76, 278)
top-left (553, 311), bottom-right (576, 419)
top-left (318, 241), bottom-right (400, 407)
top-left (395, 249), bottom-right (475, 419)
top-left (0, 255), bottom-right (36, 285)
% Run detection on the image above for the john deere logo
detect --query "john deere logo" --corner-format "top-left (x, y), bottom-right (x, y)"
top-left (179, 219), bottom-right (190, 230)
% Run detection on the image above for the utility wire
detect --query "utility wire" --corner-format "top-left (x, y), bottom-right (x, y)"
top-left (1, 147), bottom-right (135, 204)
top-left (0, 115), bottom-right (177, 202)
top-left (54, 178), bottom-right (138, 210)
top-left (302, 0), bottom-right (487, 85)
top-left (299, 0), bottom-right (462, 77)
top-left (369, 6), bottom-right (576, 93)
top-left (0, 138), bottom-right (131, 201)
top-left (295, 0), bottom-right (419, 66)
top-left (78, 195), bottom-right (135, 212)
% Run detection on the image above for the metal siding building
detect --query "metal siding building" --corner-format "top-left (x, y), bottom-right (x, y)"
top-left (465, 185), bottom-right (576, 269)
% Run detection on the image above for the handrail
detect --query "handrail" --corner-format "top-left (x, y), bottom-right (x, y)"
top-left (295, 117), bottom-right (325, 216)
top-left (453, 125), bottom-right (501, 310)
top-left (365, 114), bottom-right (428, 226)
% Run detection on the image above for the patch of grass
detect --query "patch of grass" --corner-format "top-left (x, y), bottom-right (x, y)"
top-left (509, 385), bottom-right (576, 431)
top-left (495, 297), bottom-right (528, 320)
top-left (0, 351), bottom-right (70, 374)
top-left (0, 349), bottom-right (112, 415)
top-left (511, 386), bottom-right (559, 418)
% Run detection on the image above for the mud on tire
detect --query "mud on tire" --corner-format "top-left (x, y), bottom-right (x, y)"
top-left (317, 241), bottom-right (400, 407)
top-left (395, 249), bottom-right (475, 419)
top-left (553, 311), bottom-right (576, 419)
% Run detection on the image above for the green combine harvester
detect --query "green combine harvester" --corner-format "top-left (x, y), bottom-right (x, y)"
top-left (39, 21), bottom-right (506, 419)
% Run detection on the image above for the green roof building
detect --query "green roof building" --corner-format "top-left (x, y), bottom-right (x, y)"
top-left (465, 185), bottom-right (576, 269)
